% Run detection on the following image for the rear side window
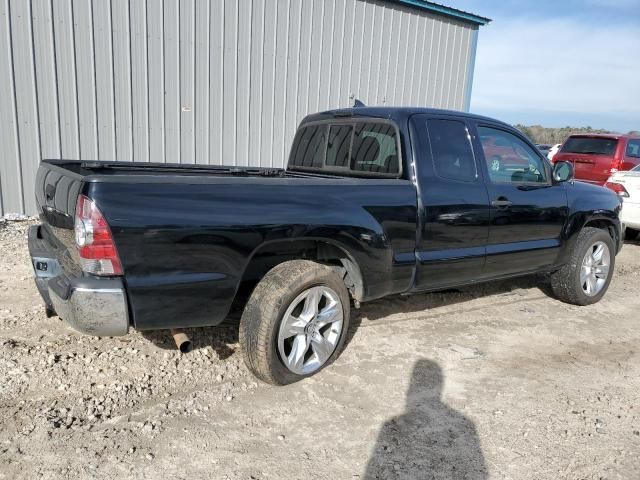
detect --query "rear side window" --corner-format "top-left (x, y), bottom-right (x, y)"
top-left (626, 139), bottom-right (640, 158)
top-left (561, 137), bottom-right (618, 156)
top-left (288, 121), bottom-right (400, 176)
top-left (427, 119), bottom-right (476, 182)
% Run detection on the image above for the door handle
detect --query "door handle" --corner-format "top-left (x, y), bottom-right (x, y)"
top-left (491, 198), bottom-right (512, 208)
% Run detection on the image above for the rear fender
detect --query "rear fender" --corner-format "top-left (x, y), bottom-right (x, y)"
top-left (237, 235), bottom-right (379, 303)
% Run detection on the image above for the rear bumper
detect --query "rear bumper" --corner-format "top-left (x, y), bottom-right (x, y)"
top-left (28, 225), bottom-right (61, 310)
top-left (29, 225), bottom-right (130, 336)
top-left (48, 275), bottom-right (129, 336)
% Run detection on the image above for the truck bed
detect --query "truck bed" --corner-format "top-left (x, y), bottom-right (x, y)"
top-left (34, 158), bottom-right (419, 331)
top-left (42, 159), bottom-right (336, 180)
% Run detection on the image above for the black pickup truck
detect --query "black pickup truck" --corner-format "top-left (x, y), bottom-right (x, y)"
top-left (29, 107), bottom-right (623, 385)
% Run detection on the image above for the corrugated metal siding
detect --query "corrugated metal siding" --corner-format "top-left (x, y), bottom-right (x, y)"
top-left (0, 0), bottom-right (477, 215)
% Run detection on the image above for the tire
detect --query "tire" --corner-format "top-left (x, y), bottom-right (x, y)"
top-left (625, 228), bottom-right (639, 241)
top-left (550, 227), bottom-right (615, 306)
top-left (239, 260), bottom-right (351, 385)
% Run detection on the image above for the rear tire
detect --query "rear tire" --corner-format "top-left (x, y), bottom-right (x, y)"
top-left (625, 228), bottom-right (639, 241)
top-left (239, 260), bottom-right (351, 385)
top-left (550, 227), bottom-right (615, 306)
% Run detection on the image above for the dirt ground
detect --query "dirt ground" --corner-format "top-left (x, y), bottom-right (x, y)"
top-left (1, 218), bottom-right (639, 480)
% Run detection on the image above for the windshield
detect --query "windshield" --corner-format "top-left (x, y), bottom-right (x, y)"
top-left (561, 137), bottom-right (618, 155)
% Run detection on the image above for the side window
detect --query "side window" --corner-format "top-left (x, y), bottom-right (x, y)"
top-left (351, 123), bottom-right (399, 174)
top-left (626, 140), bottom-right (640, 158)
top-left (477, 126), bottom-right (548, 184)
top-left (427, 119), bottom-right (476, 182)
top-left (289, 125), bottom-right (326, 168)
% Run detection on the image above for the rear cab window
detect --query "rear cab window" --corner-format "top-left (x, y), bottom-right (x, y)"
top-left (288, 120), bottom-right (401, 177)
top-left (561, 137), bottom-right (618, 155)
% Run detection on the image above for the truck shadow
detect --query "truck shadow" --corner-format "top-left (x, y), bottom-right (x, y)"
top-left (141, 273), bottom-right (553, 357)
top-left (364, 358), bottom-right (487, 479)
top-left (139, 323), bottom-right (239, 359)
top-left (345, 273), bottom-right (554, 347)
top-left (626, 237), bottom-right (640, 246)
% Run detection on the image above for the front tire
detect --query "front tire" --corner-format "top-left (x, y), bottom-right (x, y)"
top-left (550, 227), bottom-right (615, 305)
top-left (239, 260), bottom-right (351, 385)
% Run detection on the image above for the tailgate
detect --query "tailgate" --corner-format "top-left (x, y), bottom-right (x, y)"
top-left (556, 152), bottom-right (614, 184)
top-left (36, 161), bottom-right (83, 229)
top-left (34, 161), bottom-right (87, 277)
top-left (575, 153), bottom-right (614, 184)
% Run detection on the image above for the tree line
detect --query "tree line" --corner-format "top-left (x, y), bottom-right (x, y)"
top-left (514, 124), bottom-right (640, 145)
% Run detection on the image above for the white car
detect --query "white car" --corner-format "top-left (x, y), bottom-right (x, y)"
top-left (547, 143), bottom-right (562, 162)
top-left (606, 164), bottom-right (640, 240)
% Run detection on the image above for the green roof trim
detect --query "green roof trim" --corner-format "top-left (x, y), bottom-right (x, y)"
top-left (389, 1), bottom-right (491, 26)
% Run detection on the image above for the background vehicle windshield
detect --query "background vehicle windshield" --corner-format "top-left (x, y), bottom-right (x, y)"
top-left (561, 137), bottom-right (618, 155)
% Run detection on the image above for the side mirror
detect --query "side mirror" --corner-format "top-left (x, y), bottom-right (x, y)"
top-left (553, 161), bottom-right (574, 183)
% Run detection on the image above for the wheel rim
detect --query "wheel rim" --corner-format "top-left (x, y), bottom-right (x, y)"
top-left (277, 286), bottom-right (344, 375)
top-left (580, 241), bottom-right (611, 296)
top-left (490, 158), bottom-right (500, 171)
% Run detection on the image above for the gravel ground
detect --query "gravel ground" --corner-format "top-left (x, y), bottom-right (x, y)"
top-left (1, 218), bottom-right (639, 479)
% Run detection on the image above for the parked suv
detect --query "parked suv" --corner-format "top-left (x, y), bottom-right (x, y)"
top-left (552, 134), bottom-right (640, 185)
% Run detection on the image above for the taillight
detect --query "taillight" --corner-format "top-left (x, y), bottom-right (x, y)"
top-left (604, 181), bottom-right (629, 198)
top-left (74, 195), bottom-right (123, 275)
top-left (610, 156), bottom-right (623, 174)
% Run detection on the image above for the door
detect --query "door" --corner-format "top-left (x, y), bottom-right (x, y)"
top-left (473, 124), bottom-right (568, 276)
top-left (410, 115), bottom-right (491, 291)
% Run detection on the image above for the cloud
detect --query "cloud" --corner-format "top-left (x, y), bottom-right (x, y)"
top-left (470, 17), bottom-right (640, 128)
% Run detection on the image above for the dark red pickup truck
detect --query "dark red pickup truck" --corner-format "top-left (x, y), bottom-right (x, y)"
top-left (552, 134), bottom-right (640, 186)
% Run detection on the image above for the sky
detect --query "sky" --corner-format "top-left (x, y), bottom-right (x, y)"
top-left (448, 0), bottom-right (640, 133)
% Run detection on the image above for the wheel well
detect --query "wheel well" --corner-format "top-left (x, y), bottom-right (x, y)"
top-left (231, 240), bottom-right (364, 313)
top-left (583, 219), bottom-right (618, 244)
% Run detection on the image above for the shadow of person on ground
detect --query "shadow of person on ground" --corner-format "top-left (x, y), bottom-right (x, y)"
top-left (364, 359), bottom-right (487, 480)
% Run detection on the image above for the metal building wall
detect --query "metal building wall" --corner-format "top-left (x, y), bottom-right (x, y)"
top-left (0, 0), bottom-right (478, 215)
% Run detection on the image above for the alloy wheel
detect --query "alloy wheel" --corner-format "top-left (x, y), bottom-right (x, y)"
top-left (277, 286), bottom-right (344, 375)
top-left (580, 241), bottom-right (610, 296)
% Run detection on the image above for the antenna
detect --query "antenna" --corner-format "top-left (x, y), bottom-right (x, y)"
top-left (353, 99), bottom-right (366, 108)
